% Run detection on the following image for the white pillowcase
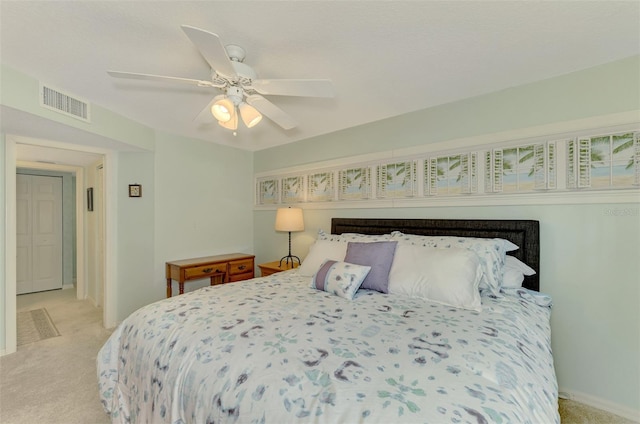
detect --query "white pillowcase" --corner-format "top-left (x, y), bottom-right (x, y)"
top-left (502, 256), bottom-right (537, 288)
top-left (317, 229), bottom-right (393, 243)
top-left (299, 231), bottom-right (394, 277)
top-left (390, 231), bottom-right (512, 296)
top-left (388, 244), bottom-right (483, 311)
top-left (298, 239), bottom-right (348, 276)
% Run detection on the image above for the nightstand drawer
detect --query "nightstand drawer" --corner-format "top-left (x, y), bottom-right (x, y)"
top-left (184, 264), bottom-right (226, 279)
top-left (229, 258), bottom-right (254, 275)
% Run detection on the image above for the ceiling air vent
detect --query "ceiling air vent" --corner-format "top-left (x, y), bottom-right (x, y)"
top-left (39, 83), bottom-right (91, 122)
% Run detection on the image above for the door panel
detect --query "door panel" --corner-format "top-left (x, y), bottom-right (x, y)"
top-left (16, 174), bottom-right (63, 294)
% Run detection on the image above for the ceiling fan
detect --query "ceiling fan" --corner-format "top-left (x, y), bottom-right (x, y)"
top-left (108, 25), bottom-right (334, 131)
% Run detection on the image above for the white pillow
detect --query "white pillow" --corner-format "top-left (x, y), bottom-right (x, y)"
top-left (388, 244), bottom-right (483, 311)
top-left (317, 229), bottom-right (393, 243)
top-left (502, 256), bottom-right (536, 288)
top-left (298, 239), bottom-right (348, 276)
top-left (390, 231), bottom-right (510, 296)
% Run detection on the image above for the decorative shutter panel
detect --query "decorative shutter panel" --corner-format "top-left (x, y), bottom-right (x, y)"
top-left (428, 158), bottom-right (438, 195)
top-left (470, 153), bottom-right (478, 193)
top-left (567, 139), bottom-right (577, 189)
top-left (635, 132), bottom-right (640, 186)
top-left (460, 154), bottom-right (475, 194)
top-left (578, 137), bottom-right (591, 188)
top-left (410, 161), bottom-right (417, 197)
top-left (534, 144), bottom-right (546, 190)
top-left (493, 149), bottom-right (503, 192)
top-left (459, 154), bottom-right (468, 193)
top-left (338, 170), bottom-right (347, 200)
top-left (377, 165), bottom-right (387, 198)
top-left (485, 151), bottom-right (493, 192)
top-left (547, 142), bottom-right (556, 189)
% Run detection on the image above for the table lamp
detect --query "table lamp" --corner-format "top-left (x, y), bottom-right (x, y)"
top-left (275, 207), bottom-right (304, 267)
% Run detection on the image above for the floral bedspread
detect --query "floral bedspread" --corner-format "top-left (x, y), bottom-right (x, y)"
top-left (98, 271), bottom-right (559, 423)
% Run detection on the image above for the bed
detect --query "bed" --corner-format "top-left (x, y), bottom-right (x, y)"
top-left (98, 218), bottom-right (558, 423)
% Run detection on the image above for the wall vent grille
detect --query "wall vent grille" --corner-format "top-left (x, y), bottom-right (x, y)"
top-left (40, 83), bottom-right (91, 122)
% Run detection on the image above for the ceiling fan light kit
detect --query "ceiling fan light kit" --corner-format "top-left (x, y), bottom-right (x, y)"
top-left (211, 95), bottom-right (234, 122)
top-left (239, 102), bottom-right (262, 128)
top-left (108, 25), bottom-right (334, 133)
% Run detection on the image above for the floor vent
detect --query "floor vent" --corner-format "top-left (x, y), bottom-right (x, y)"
top-left (40, 83), bottom-right (91, 122)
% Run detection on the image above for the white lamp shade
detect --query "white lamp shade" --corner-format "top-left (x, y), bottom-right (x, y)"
top-left (218, 109), bottom-right (238, 130)
top-left (239, 102), bottom-right (262, 128)
top-left (211, 96), bottom-right (235, 122)
top-left (275, 207), bottom-right (304, 232)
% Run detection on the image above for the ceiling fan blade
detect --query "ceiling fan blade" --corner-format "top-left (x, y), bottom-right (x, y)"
top-left (181, 25), bottom-right (237, 79)
top-left (250, 79), bottom-right (334, 98)
top-left (246, 94), bottom-right (297, 130)
top-left (107, 70), bottom-right (221, 88)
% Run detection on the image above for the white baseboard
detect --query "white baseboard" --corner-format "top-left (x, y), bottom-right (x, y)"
top-left (559, 388), bottom-right (640, 422)
top-left (62, 284), bottom-right (75, 290)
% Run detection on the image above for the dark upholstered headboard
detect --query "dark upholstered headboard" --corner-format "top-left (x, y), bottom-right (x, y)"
top-left (331, 218), bottom-right (540, 292)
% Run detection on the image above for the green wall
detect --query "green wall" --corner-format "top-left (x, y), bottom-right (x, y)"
top-left (253, 55), bottom-right (640, 414)
top-left (256, 55), bottom-right (640, 172)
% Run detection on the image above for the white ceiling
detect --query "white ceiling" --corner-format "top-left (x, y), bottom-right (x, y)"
top-left (1, 1), bottom-right (639, 154)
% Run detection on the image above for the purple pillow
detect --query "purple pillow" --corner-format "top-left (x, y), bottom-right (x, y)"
top-left (344, 241), bottom-right (398, 293)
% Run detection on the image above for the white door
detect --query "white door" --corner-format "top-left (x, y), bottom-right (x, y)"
top-left (16, 174), bottom-right (63, 294)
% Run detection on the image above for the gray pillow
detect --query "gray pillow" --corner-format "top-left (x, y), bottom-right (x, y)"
top-left (344, 241), bottom-right (398, 293)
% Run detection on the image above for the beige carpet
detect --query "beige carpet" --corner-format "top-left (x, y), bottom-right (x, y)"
top-left (0, 289), bottom-right (113, 424)
top-left (1, 289), bottom-right (637, 424)
top-left (17, 308), bottom-right (60, 346)
top-left (559, 398), bottom-right (638, 424)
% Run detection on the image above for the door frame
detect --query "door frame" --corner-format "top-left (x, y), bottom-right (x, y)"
top-left (3, 136), bottom-right (118, 355)
top-left (16, 161), bottom-right (86, 299)
top-left (16, 172), bottom-right (64, 294)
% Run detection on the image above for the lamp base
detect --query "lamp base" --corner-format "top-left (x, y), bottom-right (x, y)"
top-left (279, 255), bottom-right (301, 268)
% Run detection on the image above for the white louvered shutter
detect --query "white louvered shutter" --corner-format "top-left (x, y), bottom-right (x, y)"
top-left (460, 154), bottom-right (469, 193)
top-left (338, 170), bottom-right (347, 200)
top-left (409, 161), bottom-right (418, 197)
top-left (428, 158), bottom-right (438, 195)
top-left (377, 165), bottom-right (387, 198)
top-left (578, 138), bottom-right (591, 188)
top-left (635, 132), bottom-right (640, 186)
top-left (567, 139), bottom-right (577, 189)
top-left (547, 142), bottom-right (556, 189)
top-left (493, 149), bottom-right (503, 192)
top-left (470, 153), bottom-right (478, 193)
top-left (484, 151), bottom-right (493, 192)
top-left (460, 153), bottom-right (477, 194)
top-left (534, 144), bottom-right (546, 190)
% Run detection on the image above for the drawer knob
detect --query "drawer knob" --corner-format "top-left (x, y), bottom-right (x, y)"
top-left (238, 265), bottom-right (246, 270)
top-left (203, 268), bottom-right (213, 273)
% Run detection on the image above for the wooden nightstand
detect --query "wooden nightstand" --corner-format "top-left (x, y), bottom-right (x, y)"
top-left (258, 260), bottom-right (299, 277)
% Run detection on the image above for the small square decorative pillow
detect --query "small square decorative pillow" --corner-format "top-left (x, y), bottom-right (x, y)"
top-left (344, 241), bottom-right (398, 293)
top-left (311, 260), bottom-right (371, 300)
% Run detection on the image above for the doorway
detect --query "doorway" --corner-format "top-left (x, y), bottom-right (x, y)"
top-left (3, 137), bottom-right (115, 355)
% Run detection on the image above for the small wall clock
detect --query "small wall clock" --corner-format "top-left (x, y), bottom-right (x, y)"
top-left (129, 184), bottom-right (142, 197)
